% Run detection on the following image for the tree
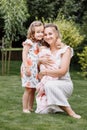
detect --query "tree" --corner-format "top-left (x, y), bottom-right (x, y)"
top-left (26, 0), bottom-right (64, 23)
top-left (0, 0), bottom-right (29, 47)
top-left (59, 0), bottom-right (87, 23)
top-left (0, 0), bottom-right (29, 74)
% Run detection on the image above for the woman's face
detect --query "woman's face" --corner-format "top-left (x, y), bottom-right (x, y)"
top-left (44, 27), bottom-right (58, 46)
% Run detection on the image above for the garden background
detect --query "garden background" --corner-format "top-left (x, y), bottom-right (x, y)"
top-left (0, 0), bottom-right (87, 130)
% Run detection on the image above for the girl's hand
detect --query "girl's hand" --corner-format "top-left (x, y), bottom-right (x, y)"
top-left (39, 55), bottom-right (54, 66)
top-left (25, 67), bottom-right (31, 76)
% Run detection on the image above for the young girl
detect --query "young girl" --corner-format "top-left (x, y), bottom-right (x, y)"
top-left (21, 21), bottom-right (44, 113)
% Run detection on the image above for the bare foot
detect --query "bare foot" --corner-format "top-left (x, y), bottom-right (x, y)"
top-left (23, 109), bottom-right (31, 113)
top-left (70, 113), bottom-right (81, 119)
top-left (29, 108), bottom-right (34, 112)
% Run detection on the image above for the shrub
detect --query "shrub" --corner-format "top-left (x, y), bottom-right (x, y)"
top-left (77, 46), bottom-right (87, 77)
top-left (54, 16), bottom-right (84, 48)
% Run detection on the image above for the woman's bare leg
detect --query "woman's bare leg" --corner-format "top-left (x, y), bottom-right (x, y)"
top-left (59, 106), bottom-right (81, 119)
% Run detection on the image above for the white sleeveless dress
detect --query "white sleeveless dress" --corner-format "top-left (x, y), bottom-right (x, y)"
top-left (35, 45), bottom-right (74, 113)
top-left (21, 39), bottom-right (39, 88)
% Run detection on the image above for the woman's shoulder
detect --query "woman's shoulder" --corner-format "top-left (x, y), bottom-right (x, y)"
top-left (58, 45), bottom-right (74, 57)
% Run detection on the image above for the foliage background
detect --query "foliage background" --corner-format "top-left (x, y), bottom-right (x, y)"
top-left (0, 0), bottom-right (87, 75)
top-left (0, 1), bottom-right (87, 129)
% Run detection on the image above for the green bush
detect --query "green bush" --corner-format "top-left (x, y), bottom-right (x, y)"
top-left (77, 46), bottom-right (87, 77)
top-left (54, 16), bottom-right (84, 48)
top-left (53, 16), bottom-right (85, 71)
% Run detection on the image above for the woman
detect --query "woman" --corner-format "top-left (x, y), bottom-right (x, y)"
top-left (35, 23), bottom-right (81, 119)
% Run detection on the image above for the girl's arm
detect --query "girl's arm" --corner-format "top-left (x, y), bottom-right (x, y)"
top-left (22, 44), bottom-right (30, 67)
top-left (22, 44), bottom-right (31, 76)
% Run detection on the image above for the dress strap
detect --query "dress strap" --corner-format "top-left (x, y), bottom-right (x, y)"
top-left (22, 39), bottom-right (33, 46)
top-left (57, 45), bottom-right (74, 58)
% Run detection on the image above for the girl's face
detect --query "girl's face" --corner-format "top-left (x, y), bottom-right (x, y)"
top-left (44, 27), bottom-right (58, 46)
top-left (34, 25), bottom-right (44, 41)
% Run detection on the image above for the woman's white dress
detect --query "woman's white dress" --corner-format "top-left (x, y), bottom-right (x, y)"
top-left (35, 45), bottom-right (73, 114)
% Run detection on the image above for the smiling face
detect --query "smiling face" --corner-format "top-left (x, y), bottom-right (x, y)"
top-left (44, 26), bottom-right (58, 46)
top-left (34, 25), bottom-right (44, 41)
top-left (27, 21), bottom-right (44, 41)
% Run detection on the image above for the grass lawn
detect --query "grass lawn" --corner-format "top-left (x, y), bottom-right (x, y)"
top-left (0, 61), bottom-right (87, 130)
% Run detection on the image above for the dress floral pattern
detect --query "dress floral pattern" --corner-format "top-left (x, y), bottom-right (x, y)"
top-left (21, 39), bottom-right (39, 88)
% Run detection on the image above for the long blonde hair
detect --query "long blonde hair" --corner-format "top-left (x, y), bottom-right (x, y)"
top-left (27, 21), bottom-right (43, 41)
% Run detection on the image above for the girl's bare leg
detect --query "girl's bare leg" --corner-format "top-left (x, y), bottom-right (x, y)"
top-left (28, 88), bottom-right (36, 111)
top-left (22, 88), bottom-right (30, 113)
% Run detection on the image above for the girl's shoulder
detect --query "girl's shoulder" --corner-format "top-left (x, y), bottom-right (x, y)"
top-left (39, 46), bottom-right (48, 51)
top-left (22, 39), bottom-right (33, 46)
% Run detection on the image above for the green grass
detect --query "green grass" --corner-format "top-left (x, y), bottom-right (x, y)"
top-left (0, 60), bottom-right (22, 75)
top-left (0, 61), bottom-right (87, 130)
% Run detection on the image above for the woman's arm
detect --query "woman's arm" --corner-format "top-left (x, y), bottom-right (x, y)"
top-left (38, 48), bottom-right (71, 79)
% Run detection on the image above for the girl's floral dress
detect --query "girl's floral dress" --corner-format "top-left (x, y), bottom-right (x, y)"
top-left (21, 39), bottom-right (39, 88)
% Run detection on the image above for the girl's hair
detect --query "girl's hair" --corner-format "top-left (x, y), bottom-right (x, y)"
top-left (44, 23), bottom-right (62, 39)
top-left (27, 21), bottom-right (43, 41)
top-left (41, 40), bottom-right (50, 48)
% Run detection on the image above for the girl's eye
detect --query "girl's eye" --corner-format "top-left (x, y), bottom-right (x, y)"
top-left (44, 34), bottom-right (47, 36)
top-left (36, 31), bottom-right (40, 33)
top-left (41, 31), bottom-right (44, 33)
top-left (49, 32), bottom-right (52, 35)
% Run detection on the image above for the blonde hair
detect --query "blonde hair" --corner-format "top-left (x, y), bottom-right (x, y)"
top-left (27, 21), bottom-right (43, 41)
top-left (44, 23), bottom-right (62, 39)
